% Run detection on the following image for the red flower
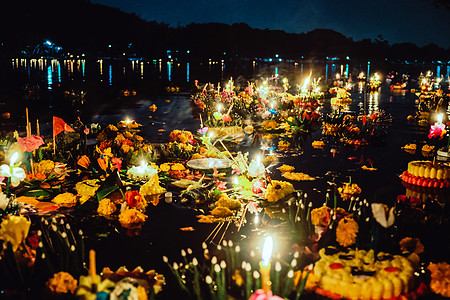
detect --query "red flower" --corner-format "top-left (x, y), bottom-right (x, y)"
top-left (222, 114), bottom-right (232, 122)
top-left (99, 141), bottom-right (112, 150)
top-left (121, 139), bottom-right (133, 146)
top-left (302, 111), bottom-right (311, 120)
top-left (27, 233), bottom-right (39, 249)
top-left (216, 181), bottom-right (227, 191)
top-left (125, 191), bottom-right (144, 208)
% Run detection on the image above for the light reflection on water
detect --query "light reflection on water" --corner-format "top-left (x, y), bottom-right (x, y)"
top-left (5, 57), bottom-right (448, 129)
top-left (11, 57), bottom-right (448, 94)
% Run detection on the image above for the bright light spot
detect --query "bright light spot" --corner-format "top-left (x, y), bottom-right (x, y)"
top-left (261, 236), bottom-right (273, 266)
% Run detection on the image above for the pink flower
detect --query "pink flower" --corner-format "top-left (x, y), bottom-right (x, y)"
top-left (249, 289), bottom-right (283, 300)
top-left (197, 127), bottom-right (208, 135)
top-left (216, 181), bottom-right (227, 191)
top-left (247, 201), bottom-right (262, 213)
top-left (111, 157), bottom-right (122, 170)
top-left (232, 169), bottom-right (241, 175)
top-left (17, 135), bottom-right (44, 152)
top-left (428, 122), bottom-right (446, 139)
top-left (261, 111), bottom-right (271, 119)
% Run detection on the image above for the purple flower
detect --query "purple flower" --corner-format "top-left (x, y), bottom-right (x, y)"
top-left (197, 127), bottom-right (209, 135)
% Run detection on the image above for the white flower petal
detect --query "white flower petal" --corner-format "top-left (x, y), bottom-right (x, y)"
top-left (0, 165), bottom-right (12, 177)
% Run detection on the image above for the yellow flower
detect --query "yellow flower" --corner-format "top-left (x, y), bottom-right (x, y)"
top-left (142, 144), bottom-right (153, 152)
top-left (46, 272), bottom-right (78, 294)
top-left (312, 140), bottom-right (325, 149)
top-left (33, 160), bottom-right (55, 175)
top-left (282, 172), bottom-right (315, 181)
top-left (159, 163), bottom-right (171, 172)
top-left (123, 131), bottom-right (133, 139)
top-left (191, 153), bottom-right (203, 160)
top-left (244, 125), bottom-right (254, 134)
top-left (265, 180), bottom-right (295, 202)
top-left (338, 183), bottom-right (361, 200)
top-left (0, 215), bottom-right (31, 251)
top-left (278, 140), bottom-right (290, 151)
top-left (119, 208), bottom-right (148, 229)
top-left (311, 206), bottom-right (331, 227)
top-left (215, 193), bottom-right (242, 210)
top-left (107, 125), bottom-right (118, 132)
top-left (278, 164), bottom-right (295, 173)
top-left (213, 112), bottom-right (223, 120)
top-left (171, 163), bottom-right (186, 171)
top-left (262, 120), bottom-right (278, 129)
top-left (121, 144), bottom-right (134, 153)
top-left (115, 133), bottom-right (125, 143)
top-left (52, 192), bottom-right (78, 207)
top-left (336, 216), bottom-right (359, 247)
top-left (97, 198), bottom-right (117, 216)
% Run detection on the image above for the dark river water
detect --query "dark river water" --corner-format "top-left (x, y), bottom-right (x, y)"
top-left (0, 57), bottom-right (449, 298)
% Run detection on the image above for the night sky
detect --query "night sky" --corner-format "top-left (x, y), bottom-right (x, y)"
top-left (90, 0), bottom-right (450, 48)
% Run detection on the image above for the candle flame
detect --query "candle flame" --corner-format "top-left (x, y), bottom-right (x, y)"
top-left (10, 152), bottom-right (19, 165)
top-left (437, 113), bottom-right (444, 124)
top-left (301, 73), bottom-right (311, 93)
top-left (261, 236), bottom-right (273, 267)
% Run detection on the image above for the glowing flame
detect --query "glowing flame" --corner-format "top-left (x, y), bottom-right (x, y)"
top-left (301, 73), bottom-right (311, 93)
top-left (261, 236), bottom-right (273, 267)
top-left (437, 113), bottom-right (443, 124)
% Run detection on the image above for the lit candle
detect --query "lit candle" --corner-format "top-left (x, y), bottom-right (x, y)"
top-left (282, 269), bottom-right (294, 298)
top-left (253, 270), bottom-right (261, 291)
top-left (245, 262), bottom-right (252, 298)
top-left (260, 236), bottom-right (273, 294)
top-left (214, 264), bottom-right (225, 300)
top-left (219, 260), bottom-right (227, 299)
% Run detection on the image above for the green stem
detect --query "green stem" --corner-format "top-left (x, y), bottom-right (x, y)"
top-left (5, 177), bottom-right (11, 197)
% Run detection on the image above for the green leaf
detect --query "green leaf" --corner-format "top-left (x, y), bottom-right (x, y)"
top-left (23, 189), bottom-right (53, 198)
top-left (96, 186), bottom-right (119, 201)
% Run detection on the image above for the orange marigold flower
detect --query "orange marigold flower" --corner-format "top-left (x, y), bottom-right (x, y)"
top-left (428, 262), bottom-right (450, 297)
top-left (265, 180), bottom-right (295, 202)
top-left (399, 237), bottom-right (424, 254)
top-left (97, 198), bottom-right (117, 216)
top-left (311, 206), bottom-right (331, 227)
top-left (119, 208), bottom-right (148, 229)
top-left (336, 216), bottom-right (359, 247)
top-left (46, 272), bottom-right (77, 294)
